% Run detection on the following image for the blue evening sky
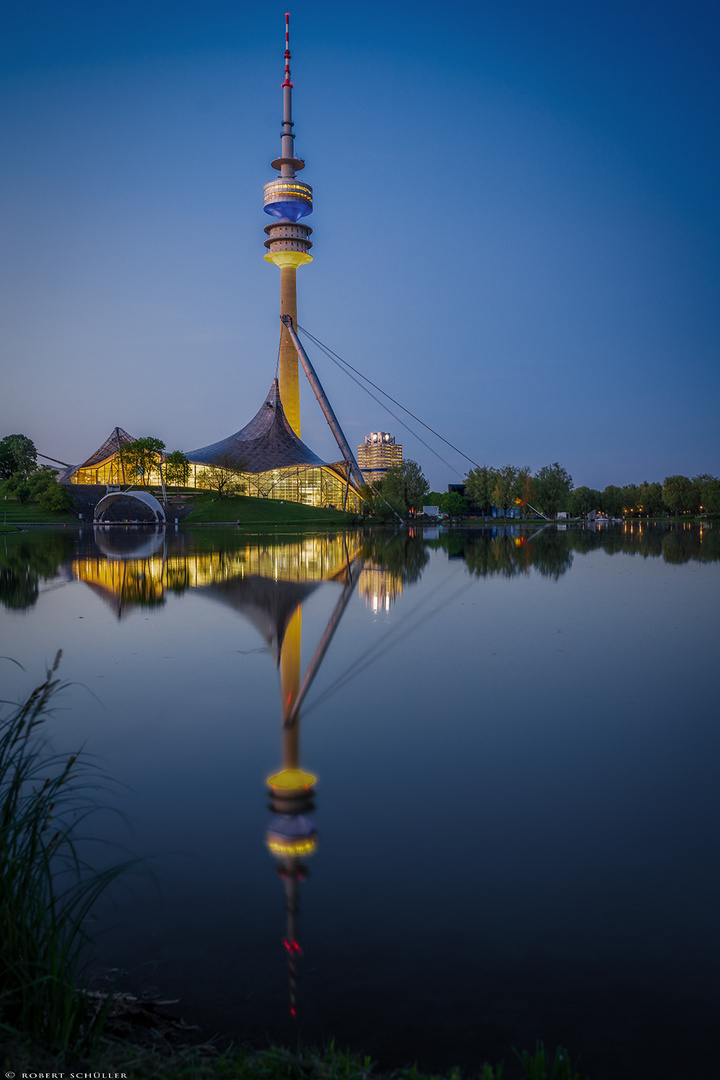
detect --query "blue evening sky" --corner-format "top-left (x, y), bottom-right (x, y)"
top-left (1, 0), bottom-right (718, 490)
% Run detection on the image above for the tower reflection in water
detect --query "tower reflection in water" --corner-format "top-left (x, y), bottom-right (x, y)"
top-left (262, 540), bottom-right (364, 1017)
top-left (72, 527), bottom-right (387, 1017)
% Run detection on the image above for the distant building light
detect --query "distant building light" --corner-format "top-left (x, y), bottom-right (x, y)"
top-left (357, 432), bottom-right (402, 482)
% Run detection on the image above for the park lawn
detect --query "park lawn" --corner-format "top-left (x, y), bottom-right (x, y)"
top-left (0, 497), bottom-right (76, 525)
top-left (182, 490), bottom-right (356, 524)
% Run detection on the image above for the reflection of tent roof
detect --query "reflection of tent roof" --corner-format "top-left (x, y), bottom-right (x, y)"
top-left (59, 427), bottom-right (136, 481)
top-left (202, 576), bottom-right (320, 665)
top-left (184, 380), bottom-right (328, 472)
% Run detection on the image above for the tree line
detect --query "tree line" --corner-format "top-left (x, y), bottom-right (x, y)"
top-left (431, 463), bottom-right (720, 519)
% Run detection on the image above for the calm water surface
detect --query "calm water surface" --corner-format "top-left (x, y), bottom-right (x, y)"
top-left (1, 523), bottom-right (718, 1079)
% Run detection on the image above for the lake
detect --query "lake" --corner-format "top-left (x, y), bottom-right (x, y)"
top-left (1, 522), bottom-right (718, 1079)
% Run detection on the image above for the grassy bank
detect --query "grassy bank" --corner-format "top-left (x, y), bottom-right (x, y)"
top-left (0, 487), bottom-right (357, 527)
top-left (1, 1029), bottom-right (585, 1080)
top-left (181, 490), bottom-right (356, 525)
top-left (0, 499), bottom-right (76, 525)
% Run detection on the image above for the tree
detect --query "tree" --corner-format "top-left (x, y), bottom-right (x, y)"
top-left (600, 485), bottom-right (624, 517)
top-left (491, 464), bottom-right (522, 517)
top-left (533, 462), bottom-right (573, 519)
top-left (510, 466), bottom-right (537, 517)
top-left (662, 475), bottom-right (694, 517)
top-left (379, 460), bottom-right (429, 516)
top-left (26, 468), bottom-right (55, 497)
top-left (0, 434), bottom-right (37, 479)
top-left (637, 481), bottom-right (664, 517)
top-left (440, 491), bottom-right (468, 517)
top-left (465, 466), bottom-right (494, 515)
top-left (203, 453), bottom-right (247, 499)
top-left (567, 486), bottom-right (601, 517)
top-left (692, 473), bottom-right (720, 514)
top-left (123, 437), bottom-right (165, 487)
top-left (164, 450), bottom-right (191, 488)
top-left (621, 484), bottom-right (641, 516)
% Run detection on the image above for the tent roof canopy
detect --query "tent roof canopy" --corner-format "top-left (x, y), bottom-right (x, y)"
top-left (185, 379), bottom-right (328, 473)
top-left (80, 426), bottom-right (136, 469)
top-left (59, 426), bottom-right (136, 481)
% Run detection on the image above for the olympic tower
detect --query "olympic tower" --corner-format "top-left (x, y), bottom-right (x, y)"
top-left (263, 13), bottom-right (313, 439)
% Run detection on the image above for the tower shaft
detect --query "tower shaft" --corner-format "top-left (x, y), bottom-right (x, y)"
top-left (279, 268), bottom-right (301, 438)
top-left (263, 13), bottom-right (313, 439)
top-left (280, 603), bottom-right (302, 769)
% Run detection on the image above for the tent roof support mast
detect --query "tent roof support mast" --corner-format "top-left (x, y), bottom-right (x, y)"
top-left (280, 315), bottom-right (365, 489)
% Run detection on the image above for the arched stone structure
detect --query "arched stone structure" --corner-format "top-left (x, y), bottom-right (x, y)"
top-left (94, 490), bottom-right (166, 524)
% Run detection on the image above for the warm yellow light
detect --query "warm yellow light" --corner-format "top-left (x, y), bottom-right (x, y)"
top-left (266, 834), bottom-right (318, 858)
top-left (267, 768), bottom-right (317, 790)
top-left (264, 250), bottom-right (313, 270)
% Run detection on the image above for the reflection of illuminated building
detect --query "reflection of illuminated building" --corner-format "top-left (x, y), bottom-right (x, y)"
top-left (358, 564), bottom-right (403, 612)
top-left (357, 432), bottom-right (402, 483)
top-left (70, 526), bottom-right (363, 1015)
top-left (71, 531), bottom-right (363, 617)
top-left (73, 554), bottom-right (165, 616)
top-left (72, 530), bottom-right (167, 616)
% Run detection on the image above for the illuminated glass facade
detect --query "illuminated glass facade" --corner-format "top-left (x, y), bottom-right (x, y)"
top-left (190, 462), bottom-right (362, 512)
top-left (71, 454), bottom-right (361, 512)
top-left (71, 458), bottom-right (163, 487)
top-left (66, 380), bottom-right (364, 513)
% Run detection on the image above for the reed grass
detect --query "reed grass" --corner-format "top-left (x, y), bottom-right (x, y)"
top-left (0, 1034), bottom-right (506, 1080)
top-left (0, 1033), bottom-right (588, 1080)
top-left (0, 653), bottom-right (129, 1049)
top-left (514, 1042), bottom-right (581, 1080)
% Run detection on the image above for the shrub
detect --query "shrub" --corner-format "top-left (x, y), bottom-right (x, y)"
top-left (37, 480), bottom-right (75, 512)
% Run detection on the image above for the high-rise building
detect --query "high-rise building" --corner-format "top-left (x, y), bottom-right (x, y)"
top-left (357, 432), bottom-right (402, 482)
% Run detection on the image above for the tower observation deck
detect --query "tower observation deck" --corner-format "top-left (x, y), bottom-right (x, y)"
top-left (263, 13), bottom-right (313, 438)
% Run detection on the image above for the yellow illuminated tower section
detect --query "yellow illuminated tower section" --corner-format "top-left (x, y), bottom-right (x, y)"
top-left (263, 13), bottom-right (313, 439)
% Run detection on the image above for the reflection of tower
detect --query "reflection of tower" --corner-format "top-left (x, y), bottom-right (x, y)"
top-left (266, 604), bottom-right (317, 1019)
top-left (263, 543), bottom-right (364, 1018)
top-left (263, 14), bottom-right (313, 439)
